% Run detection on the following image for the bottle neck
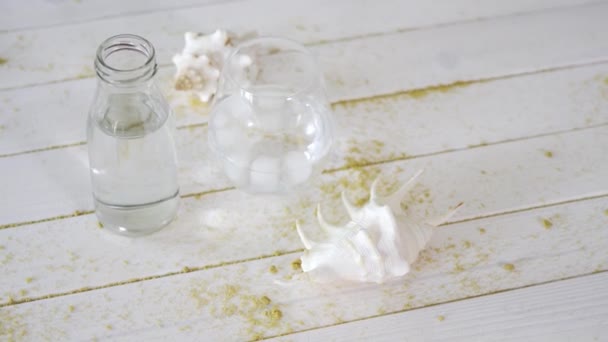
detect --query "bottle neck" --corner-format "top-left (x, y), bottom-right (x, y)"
top-left (94, 34), bottom-right (157, 87)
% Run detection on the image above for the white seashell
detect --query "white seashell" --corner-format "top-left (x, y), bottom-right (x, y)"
top-left (172, 29), bottom-right (255, 102)
top-left (173, 53), bottom-right (220, 102)
top-left (297, 170), bottom-right (463, 284)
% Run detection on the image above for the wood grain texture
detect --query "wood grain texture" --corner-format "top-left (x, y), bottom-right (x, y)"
top-left (0, 0), bottom-right (605, 90)
top-left (1, 125), bottom-right (607, 306)
top-left (0, 0), bottom-right (239, 32)
top-left (1, 0), bottom-right (596, 33)
top-left (1, 1), bottom-right (607, 341)
top-left (1, 3), bottom-right (608, 157)
top-left (1, 196), bottom-right (606, 340)
top-left (1, 62), bottom-right (606, 226)
top-left (267, 272), bottom-right (608, 342)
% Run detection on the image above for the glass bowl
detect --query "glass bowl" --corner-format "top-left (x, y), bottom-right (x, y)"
top-left (208, 37), bottom-right (334, 194)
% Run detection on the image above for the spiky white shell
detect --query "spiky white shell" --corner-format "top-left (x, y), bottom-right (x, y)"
top-left (172, 30), bottom-right (254, 102)
top-left (297, 170), bottom-right (461, 284)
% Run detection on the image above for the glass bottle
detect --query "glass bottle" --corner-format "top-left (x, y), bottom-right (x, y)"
top-left (87, 34), bottom-right (179, 236)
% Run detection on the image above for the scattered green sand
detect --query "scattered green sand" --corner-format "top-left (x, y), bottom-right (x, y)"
top-left (542, 219), bottom-right (553, 229)
top-left (0, 58), bottom-right (7, 65)
top-left (258, 296), bottom-right (271, 306)
top-left (188, 282), bottom-right (285, 340)
top-left (503, 263), bottom-right (515, 271)
top-left (0, 306), bottom-right (27, 339)
top-left (269, 265), bottom-right (278, 274)
top-left (408, 80), bottom-right (474, 99)
top-left (342, 140), bottom-right (388, 169)
top-left (437, 315), bottom-right (445, 322)
top-left (264, 307), bottom-right (283, 321)
top-left (222, 285), bottom-right (239, 300)
top-left (544, 151), bottom-right (553, 158)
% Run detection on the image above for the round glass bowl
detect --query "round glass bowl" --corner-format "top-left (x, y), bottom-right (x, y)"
top-left (208, 37), bottom-right (334, 194)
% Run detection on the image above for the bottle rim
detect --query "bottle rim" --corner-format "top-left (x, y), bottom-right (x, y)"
top-left (94, 34), bottom-right (157, 84)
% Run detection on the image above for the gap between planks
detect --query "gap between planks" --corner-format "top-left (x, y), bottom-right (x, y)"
top-left (1, 0), bottom-right (596, 34)
top-left (1, 0), bottom-right (604, 92)
top-left (0, 248), bottom-right (303, 309)
top-left (325, 121), bottom-right (608, 173)
top-left (0, 0), bottom-right (246, 34)
top-left (1, 192), bottom-right (606, 309)
top-left (1, 121), bottom-right (607, 231)
top-left (258, 270), bottom-right (608, 341)
top-left (0, 122), bottom-right (208, 159)
top-left (1, 58), bottom-right (607, 160)
top-left (307, 0), bottom-right (608, 48)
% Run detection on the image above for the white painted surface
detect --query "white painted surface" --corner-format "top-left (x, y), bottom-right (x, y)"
top-left (2, 62), bottom-right (607, 226)
top-left (2, 126), bottom-right (607, 304)
top-left (1, 0), bottom-right (607, 341)
top-left (0, 0), bottom-right (239, 32)
top-left (269, 273), bottom-right (608, 342)
top-left (1, 195), bottom-right (606, 340)
top-left (2, 3), bottom-right (608, 156)
top-left (0, 0), bottom-right (605, 89)
top-left (1, 0), bottom-right (597, 32)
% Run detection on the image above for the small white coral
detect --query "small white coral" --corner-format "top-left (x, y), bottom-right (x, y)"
top-left (173, 53), bottom-right (219, 102)
top-left (172, 29), bottom-right (255, 102)
top-left (183, 31), bottom-right (231, 64)
top-left (297, 170), bottom-right (463, 284)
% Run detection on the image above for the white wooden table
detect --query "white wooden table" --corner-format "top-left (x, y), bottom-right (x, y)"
top-left (1, 1), bottom-right (608, 341)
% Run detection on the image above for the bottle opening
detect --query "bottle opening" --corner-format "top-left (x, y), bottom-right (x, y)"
top-left (95, 34), bottom-right (157, 84)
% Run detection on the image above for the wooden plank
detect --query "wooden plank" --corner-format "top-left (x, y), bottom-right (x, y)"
top-left (267, 272), bottom-right (608, 342)
top-left (0, 0), bottom-right (605, 90)
top-left (1, 0), bottom-right (595, 33)
top-left (1, 63), bottom-right (606, 225)
top-left (0, 2), bottom-right (605, 341)
top-left (2, 3), bottom-right (608, 157)
top-left (0, 0), bottom-right (239, 32)
top-left (1, 195), bottom-right (606, 341)
top-left (1, 126), bottom-right (607, 306)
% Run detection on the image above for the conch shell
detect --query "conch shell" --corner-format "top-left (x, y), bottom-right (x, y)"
top-left (172, 30), bottom-right (255, 102)
top-left (296, 170), bottom-right (462, 283)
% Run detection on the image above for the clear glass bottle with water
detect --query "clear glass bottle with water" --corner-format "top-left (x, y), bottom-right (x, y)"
top-left (87, 34), bottom-right (179, 236)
